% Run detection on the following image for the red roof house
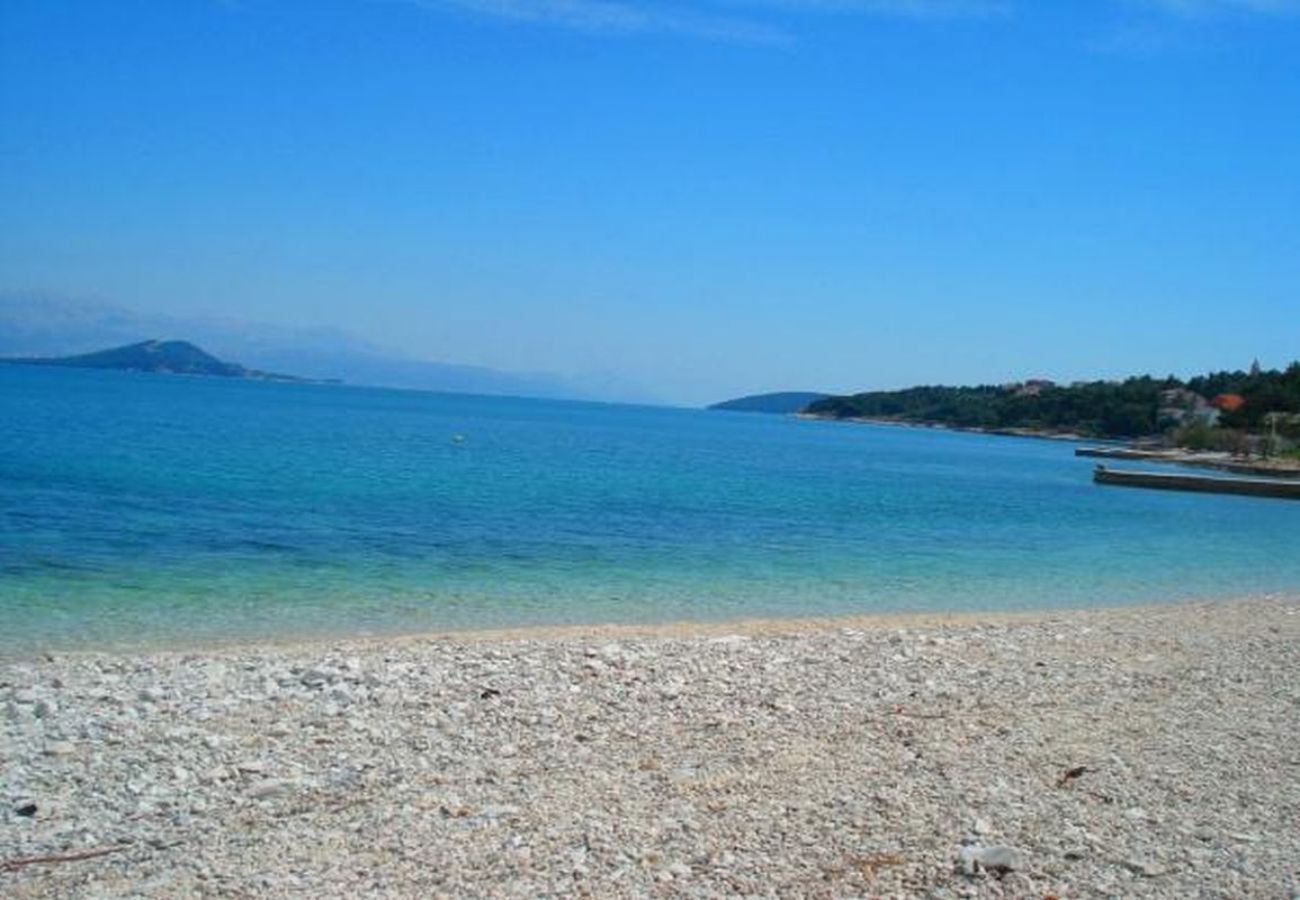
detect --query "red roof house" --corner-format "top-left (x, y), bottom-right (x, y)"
top-left (1210, 393), bottom-right (1246, 412)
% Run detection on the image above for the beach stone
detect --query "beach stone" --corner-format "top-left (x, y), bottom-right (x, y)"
top-left (2, 596), bottom-right (1298, 898)
top-left (1125, 859), bottom-right (1167, 878)
top-left (658, 682), bottom-right (684, 700)
top-left (707, 635), bottom-right (747, 647)
top-left (959, 845), bottom-right (1027, 875)
top-left (300, 668), bottom-right (335, 688)
top-left (246, 779), bottom-right (299, 800)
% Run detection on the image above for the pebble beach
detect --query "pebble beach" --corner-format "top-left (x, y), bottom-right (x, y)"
top-left (3, 595), bottom-right (1298, 898)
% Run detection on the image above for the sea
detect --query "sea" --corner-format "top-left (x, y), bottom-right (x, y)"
top-left (3, 365), bottom-right (1298, 651)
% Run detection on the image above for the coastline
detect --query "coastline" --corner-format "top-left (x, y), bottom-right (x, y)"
top-left (799, 412), bottom-right (1300, 476)
top-left (795, 411), bottom-right (1098, 444)
top-left (1077, 445), bottom-right (1300, 478)
top-left (6, 589), bottom-right (1280, 662)
top-left (4, 593), bottom-right (1298, 897)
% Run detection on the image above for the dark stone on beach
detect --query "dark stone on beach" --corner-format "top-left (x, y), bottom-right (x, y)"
top-left (1058, 764), bottom-right (1090, 787)
top-left (299, 668), bottom-right (335, 688)
top-left (15, 802), bottom-right (38, 817)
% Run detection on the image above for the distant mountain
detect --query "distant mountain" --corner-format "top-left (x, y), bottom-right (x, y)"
top-left (1, 339), bottom-right (308, 381)
top-left (0, 294), bottom-right (655, 403)
top-left (709, 391), bottom-right (830, 414)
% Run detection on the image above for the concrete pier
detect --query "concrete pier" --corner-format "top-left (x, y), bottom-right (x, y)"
top-left (1093, 465), bottom-right (1300, 500)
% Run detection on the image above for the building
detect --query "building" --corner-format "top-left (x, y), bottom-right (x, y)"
top-left (1158, 388), bottom-right (1219, 427)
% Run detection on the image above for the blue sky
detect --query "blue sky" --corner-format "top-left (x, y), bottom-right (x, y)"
top-left (2, 0), bottom-right (1298, 404)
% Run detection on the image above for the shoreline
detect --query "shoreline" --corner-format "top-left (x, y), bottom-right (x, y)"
top-left (4, 594), bottom-right (1298, 897)
top-left (800, 412), bottom-right (1300, 476)
top-left (10, 590), bottom-right (1296, 662)
top-left (1078, 444), bottom-right (1300, 478)
top-left (795, 411), bottom-right (1099, 444)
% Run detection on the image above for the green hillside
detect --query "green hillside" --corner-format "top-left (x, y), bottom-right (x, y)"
top-left (807, 363), bottom-right (1300, 443)
top-left (2, 340), bottom-right (302, 381)
top-left (709, 391), bottom-right (830, 414)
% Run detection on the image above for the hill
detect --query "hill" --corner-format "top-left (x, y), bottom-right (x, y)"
top-left (806, 363), bottom-right (1300, 444)
top-left (709, 391), bottom-right (830, 414)
top-left (1, 340), bottom-right (307, 381)
top-left (0, 295), bottom-right (653, 402)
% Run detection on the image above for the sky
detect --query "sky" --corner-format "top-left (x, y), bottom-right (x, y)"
top-left (1, 0), bottom-right (1298, 405)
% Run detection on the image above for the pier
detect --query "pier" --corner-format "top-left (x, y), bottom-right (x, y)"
top-left (1077, 446), bottom-right (1300, 479)
top-left (1093, 465), bottom-right (1300, 500)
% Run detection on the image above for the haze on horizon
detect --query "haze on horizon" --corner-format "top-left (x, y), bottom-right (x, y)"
top-left (2, 1), bottom-right (1298, 406)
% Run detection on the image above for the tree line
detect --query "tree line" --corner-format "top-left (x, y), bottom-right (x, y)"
top-left (805, 362), bottom-right (1300, 441)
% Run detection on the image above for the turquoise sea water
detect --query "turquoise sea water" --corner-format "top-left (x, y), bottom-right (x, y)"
top-left (3, 365), bottom-right (1298, 650)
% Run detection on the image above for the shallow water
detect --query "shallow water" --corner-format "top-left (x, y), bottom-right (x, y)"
top-left (3, 365), bottom-right (1298, 650)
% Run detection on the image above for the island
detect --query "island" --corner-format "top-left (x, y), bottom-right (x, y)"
top-left (0, 340), bottom-right (322, 382)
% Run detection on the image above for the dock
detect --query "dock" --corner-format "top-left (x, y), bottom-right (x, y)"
top-left (1092, 465), bottom-right (1300, 500)
top-left (1077, 446), bottom-right (1300, 478)
top-left (1076, 446), bottom-right (1163, 461)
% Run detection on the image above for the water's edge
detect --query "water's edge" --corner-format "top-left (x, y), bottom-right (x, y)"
top-left (5, 366), bottom-right (1300, 652)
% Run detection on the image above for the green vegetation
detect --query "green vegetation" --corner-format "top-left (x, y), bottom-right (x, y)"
top-left (710, 391), bottom-right (830, 414)
top-left (806, 362), bottom-right (1300, 443)
top-left (13, 339), bottom-right (247, 376)
top-left (1185, 366), bottom-right (1300, 434)
top-left (1, 340), bottom-right (306, 382)
top-left (1169, 421), bottom-right (1250, 454)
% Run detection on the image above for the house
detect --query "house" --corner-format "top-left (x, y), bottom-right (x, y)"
top-left (1211, 393), bottom-right (1246, 413)
top-left (1158, 388), bottom-right (1218, 427)
top-left (1002, 378), bottom-right (1056, 397)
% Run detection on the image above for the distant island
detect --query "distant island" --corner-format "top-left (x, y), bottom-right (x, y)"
top-left (0, 296), bottom-right (651, 403)
top-left (803, 361), bottom-right (1300, 457)
top-left (0, 339), bottom-right (320, 382)
top-left (709, 391), bottom-right (830, 414)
